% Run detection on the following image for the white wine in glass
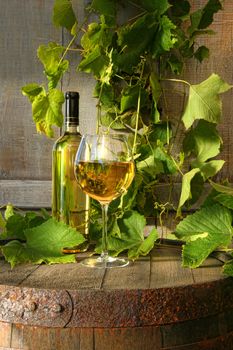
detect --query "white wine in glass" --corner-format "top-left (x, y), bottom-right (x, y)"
top-left (74, 134), bottom-right (135, 268)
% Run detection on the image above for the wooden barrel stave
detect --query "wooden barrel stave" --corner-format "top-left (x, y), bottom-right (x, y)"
top-left (0, 247), bottom-right (232, 349)
top-left (0, 322), bottom-right (233, 350)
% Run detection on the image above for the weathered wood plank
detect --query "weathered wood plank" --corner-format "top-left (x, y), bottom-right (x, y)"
top-left (150, 246), bottom-right (194, 288)
top-left (20, 262), bottom-right (105, 290)
top-left (185, 0), bottom-right (233, 182)
top-left (11, 324), bottom-right (82, 350)
top-left (0, 0), bottom-right (59, 183)
top-left (0, 180), bottom-right (51, 208)
top-left (102, 256), bottom-right (151, 290)
top-left (192, 257), bottom-right (224, 284)
top-left (0, 260), bottom-right (39, 286)
top-left (62, 0), bottom-right (97, 135)
top-left (0, 321), bottom-right (12, 348)
top-left (94, 327), bottom-right (162, 350)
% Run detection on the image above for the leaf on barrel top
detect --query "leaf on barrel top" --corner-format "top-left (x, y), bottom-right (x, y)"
top-left (175, 204), bottom-right (232, 268)
top-left (128, 228), bottom-right (158, 260)
top-left (95, 211), bottom-right (158, 259)
top-left (1, 218), bottom-right (85, 268)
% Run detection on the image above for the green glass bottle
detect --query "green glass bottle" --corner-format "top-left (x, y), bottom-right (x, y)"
top-left (52, 91), bottom-right (89, 252)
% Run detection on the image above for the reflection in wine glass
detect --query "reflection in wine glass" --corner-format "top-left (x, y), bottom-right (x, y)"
top-left (74, 134), bottom-right (135, 268)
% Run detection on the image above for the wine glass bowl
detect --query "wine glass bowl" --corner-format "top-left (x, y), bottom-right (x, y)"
top-left (74, 134), bottom-right (134, 268)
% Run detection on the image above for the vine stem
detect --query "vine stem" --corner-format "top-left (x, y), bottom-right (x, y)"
top-left (132, 89), bottom-right (141, 156)
top-left (58, 35), bottom-right (77, 66)
top-left (58, 16), bottom-right (90, 67)
top-left (96, 83), bottom-right (104, 134)
top-left (132, 59), bottom-right (145, 156)
top-left (161, 78), bottom-right (191, 87)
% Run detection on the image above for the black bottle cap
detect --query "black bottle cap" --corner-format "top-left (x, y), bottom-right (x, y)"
top-left (65, 91), bottom-right (79, 125)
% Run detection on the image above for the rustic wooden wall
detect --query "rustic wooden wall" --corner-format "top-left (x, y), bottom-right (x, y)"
top-left (0, 0), bottom-right (232, 208)
top-left (0, 0), bottom-right (96, 208)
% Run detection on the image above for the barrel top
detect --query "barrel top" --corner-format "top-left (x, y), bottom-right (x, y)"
top-left (0, 245), bottom-right (226, 290)
top-left (0, 246), bottom-right (232, 328)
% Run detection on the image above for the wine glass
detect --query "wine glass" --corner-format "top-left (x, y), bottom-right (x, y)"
top-left (74, 134), bottom-right (135, 268)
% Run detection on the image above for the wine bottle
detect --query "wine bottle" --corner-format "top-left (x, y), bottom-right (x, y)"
top-left (52, 91), bottom-right (90, 252)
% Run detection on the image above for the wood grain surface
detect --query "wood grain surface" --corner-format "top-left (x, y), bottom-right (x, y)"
top-left (0, 247), bottom-right (232, 349)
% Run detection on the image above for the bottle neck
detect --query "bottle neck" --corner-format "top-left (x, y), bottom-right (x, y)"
top-left (64, 123), bottom-right (80, 134)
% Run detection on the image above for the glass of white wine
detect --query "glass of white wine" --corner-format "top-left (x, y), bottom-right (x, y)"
top-left (74, 134), bottom-right (135, 268)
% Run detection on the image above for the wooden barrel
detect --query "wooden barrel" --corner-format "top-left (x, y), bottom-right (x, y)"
top-left (0, 246), bottom-right (232, 350)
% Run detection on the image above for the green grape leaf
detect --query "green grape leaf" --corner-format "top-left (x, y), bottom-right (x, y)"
top-left (136, 155), bottom-right (164, 178)
top-left (182, 74), bottom-right (232, 129)
top-left (4, 211), bottom-right (49, 240)
top-left (4, 204), bottom-right (15, 220)
top-left (95, 211), bottom-right (147, 255)
top-left (189, 0), bottom-right (222, 35)
top-left (215, 193), bottom-right (233, 210)
top-left (194, 45), bottom-right (209, 62)
top-left (120, 86), bottom-right (148, 113)
top-left (209, 180), bottom-right (233, 196)
top-left (109, 174), bottom-right (143, 214)
top-left (21, 83), bottom-right (44, 103)
top-left (175, 204), bottom-right (232, 268)
top-left (169, 0), bottom-right (190, 18)
top-left (131, 0), bottom-right (170, 14)
top-left (53, 0), bottom-right (77, 31)
top-left (117, 13), bottom-right (158, 60)
top-left (199, 0), bottom-right (222, 29)
top-left (37, 42), bottom-right (69, 89)
top-left (177, 168), bottom-right (200, 214)
top-left (96, 211), bottom-right (157, 259)
top-left (187, 172), bottom-right (204, 206)
top-left (128, 228), bottom-right (158, 260)
top-left (5, 214), bottom-right (28, 240)
top-left (1, 218), bottom-right (85, 268)
top-left (81, 19), bottom-right (113, 53)
top-left (167, 54), bottom-right (183, 75)
top-left (152, 15), bottom-right (177, 57)
top-left (94, 82), bottom-right (115, 108)
top-left (149, 122), bottom-right (172, 145)
top-left (183, 120), bottom-right (222, 163)
top-left (0, 212), bottom-right (6, 231)
top-left (78, 46), bottom-right (109, 78)
top-left (90, 0), bottom-right (116, 19)
top-left (154, 146), bottom-right (177, 174)
top-left (150, 72), bottom-right (162, 122)
top-left (100, 112), bottom-right (125, 130)
top-left (199, 160), bottom-right (225, 180)
top-left (223, 258), bottom-right (233, 277)
top-left (31, 89), bottom-right (64, 137)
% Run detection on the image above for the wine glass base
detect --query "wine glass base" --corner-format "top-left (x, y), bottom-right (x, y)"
top-left (80, 255), bottom-right (129, 268)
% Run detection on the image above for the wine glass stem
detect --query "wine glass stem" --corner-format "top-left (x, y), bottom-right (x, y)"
top-left (101, 203), bottom-right (109, 259)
